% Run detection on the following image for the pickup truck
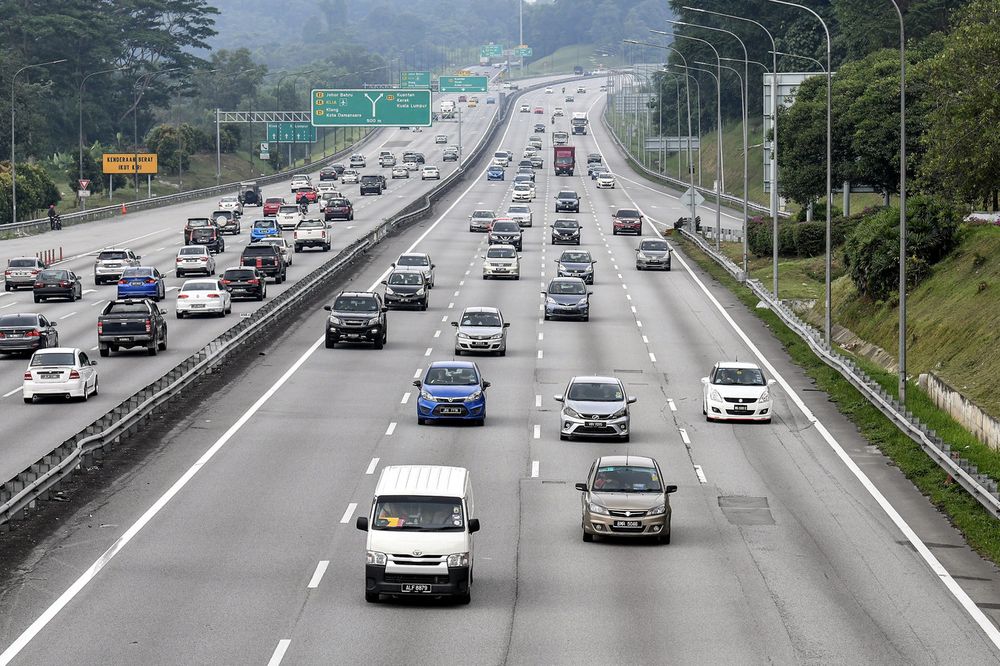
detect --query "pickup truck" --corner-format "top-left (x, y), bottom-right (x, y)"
top-left (294, 218), bottom-right (332, 252)
top-left (97, 299), bottom-right (168, 357)
top-left (240, 243), bottom-right (287, 283)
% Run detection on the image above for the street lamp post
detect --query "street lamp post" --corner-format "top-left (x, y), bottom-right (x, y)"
top-left (78, 67), bottom-right (122, 210)
top-left (696, 60), bottom-right (745, 246)
top-left (888, 0), bottom-right (907, 403)
top-left (133, 68), bottom-right (181, 198)
top-left (10, 58), bottom-right (66, 224)
top-left (765, 0), bottom-right (833, 344)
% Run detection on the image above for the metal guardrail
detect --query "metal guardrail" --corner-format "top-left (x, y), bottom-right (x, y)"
top-left (0, 73), bottom-right (583, 527)
top-left (0, 130), bottom-right (381, 238)
top-left (678, 227), bottom-right (1000, 518)
top-left (600, 108), bottom-right (790, 220)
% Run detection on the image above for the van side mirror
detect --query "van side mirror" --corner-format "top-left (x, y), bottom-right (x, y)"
top-left (574, 482), bottom-right (588, 492)
top-left (701, 377), bottom-right (709, 384)
top-left (665, 485), bottom-right (678, 494)
top-left (451, 321), bottom-right (459, 327)
top-left (502, 322), bottom-right (510, 328)
top-left (356, 516), bottom-right (369, 531)
top-left (380, 280), bottom-right (387, 285)
top-left (468, 518), bottom-right (480, 533)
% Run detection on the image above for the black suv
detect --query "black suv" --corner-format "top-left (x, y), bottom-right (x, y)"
top-left (555, 190), bottom-right (580, 213)
top-left (221, 267), bottom-right (267, 300)
top-left (488, 220), bottom-right (523, 251)
top-left (323, 291), bottom-right (388, 349)
top-left (360, 174), bottom-right (384, 196)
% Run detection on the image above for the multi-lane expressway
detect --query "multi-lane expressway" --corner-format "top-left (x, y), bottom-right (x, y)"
top-left (2, 79), bottom-right (1000, 665)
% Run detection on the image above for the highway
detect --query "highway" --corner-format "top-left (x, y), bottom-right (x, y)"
top-left (2, 80), bottom-right (1000, 664)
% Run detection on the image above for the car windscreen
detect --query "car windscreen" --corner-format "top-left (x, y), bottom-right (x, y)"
top-left (31, 352), bottom-right (75, 367)
top-left (712, 367), bottom-right (766, 386)
top-left (179, 247), bottom-right (207, 256)
top-left (332, 297), bottom-right (378, 312)
top-left (278, 206), bottom-right (299, 214)
top-left (242, 246), bottom-right (276, 256)
top-left (549, 281), bottom-right (586, 295)
top-left (396, 255), bottom-right (428, 267)
top-left (181, 282), bottom-right (217, 292)
top-left (492, 222), bottom-right (519, 232)
top-left (424, 366), bottom-right (480, 385)
top-left (106, 302), bottom-right (149, 314)
top-left (508, 206), bottom-right (529, 214)
top-left (593, 465), bottom-right (662, 493)
top-left (37, 270), bottom-right (68, 281)
top-left (461, 311), bottom-right (502, 327)
top-left (224, 270), bottom-right (256, 280)
top-left (558, 191), bottom-right (578, 199)
top-left (361, 176), bottom-right (380, 182)
top-left (553, 220), bottom-right (579, 229)
top-left (567, 381), bottom-right (623, 402)
top-left (192, 229), bottom-right (216, 239)
top-left (252, 220), bottom-right (276, 229)
top-left (220, 197), bottom-right (238, 203)
top-left (8, 259), bottom-right (37, 267)
top-left (388, 272), bottom-right (423, 286)
top-left (97, 251), bottom-right (128, 260)
top-left (298, 220), bottom-right (324, 229)
top-left (616, 209), bottom-right (640, 219)
top-left (560, 252), bottom-right (590, 263)
top-left (641, 240), bottom-right (669, 252)
top-left (265, 198), bottom-right (284, 204)
top-left (0, 315), bottom-right (39, 327)
top-left (472, 211), bottom-right (493, 219)
top-left (121, 268), bottom-right (152, 278)
top-left (487, 247), bottom-right (516, 259)
top-left (328, 199), bottom-right (349, 207)
top-left (372, 496), bottom-right (464, 531)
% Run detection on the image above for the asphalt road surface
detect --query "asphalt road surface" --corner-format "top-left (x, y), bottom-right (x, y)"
top-left (2, 80), bottom-right (1000, 665)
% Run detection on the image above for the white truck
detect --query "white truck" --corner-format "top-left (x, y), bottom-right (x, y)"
top-left (571, 112), bottom-right (589, 135)
top-left (440, 100), bottom-right (456, 119)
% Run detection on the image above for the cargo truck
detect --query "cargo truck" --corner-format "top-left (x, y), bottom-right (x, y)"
top-left (554, 146), bottom-right (576, 176)
top-left (571, 112), bottom-right (588, 135)
top-left (440, 100), bottom-right (456, 119)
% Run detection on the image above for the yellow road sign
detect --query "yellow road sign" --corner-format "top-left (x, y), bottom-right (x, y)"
top-left (102, 153), bottom-right (158, 174)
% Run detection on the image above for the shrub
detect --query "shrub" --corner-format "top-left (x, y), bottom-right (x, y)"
top-left (778, 223), bottom-right (797, 255)
top-left (794, 221), bottom-right (826, 257)
top-left (794, 200), bottom-right (843, 222)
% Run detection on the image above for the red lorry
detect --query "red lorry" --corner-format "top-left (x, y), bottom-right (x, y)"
top-left (553, 146), bottom-right (576, 176)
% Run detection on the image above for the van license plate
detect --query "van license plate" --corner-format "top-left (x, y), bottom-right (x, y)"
top-left (401, 584), bottom-right (431, 593)
top-left (613, 520), bottom-right (641, 528)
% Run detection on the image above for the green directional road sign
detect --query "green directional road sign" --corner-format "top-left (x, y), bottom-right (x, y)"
top-left (480, 44), bottom-right (503, 58)
top-left (438, 76), bottom-right (489, 93)
top-left (311, 89), bottom-right (432, 127)
top-left (400, 71), bottom-right (431, 89)
top-left (514, 46), bottom-right (533, 57)
top-left (266, 122), bottom-right (317, 143)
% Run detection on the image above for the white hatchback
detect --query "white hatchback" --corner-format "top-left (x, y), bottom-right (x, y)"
top-left (512, 182), bottom-right (534, 202)
top-left (596, 172), bottom-right (616, 189)
top-left (276, 205), bottom-right (303, 230)
top-left (22, 347), bottom-right (98, 403)
top-left (702, 361), bottom-right (776, 423)
top-left (176, 278), bottom-right (232, 319)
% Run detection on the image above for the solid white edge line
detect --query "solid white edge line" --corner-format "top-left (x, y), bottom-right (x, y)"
top-left (0, 90), bottom-right (532, 663)
top-left (365, 458), bottom-right (380, 475)
top-left (588, 109), bottom-right (1000, 649)
top-left (339, 503), bottom-right (358, 524)
top-left (267, 639), bottom-right (291, 666)
top-left (307, 561), bottom-right (330, 589)
top-left (2, 387), bottom-right (22, 398)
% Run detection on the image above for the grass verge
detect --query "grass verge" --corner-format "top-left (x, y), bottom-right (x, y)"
top-left (677, 235), bottom-right (1000, 564)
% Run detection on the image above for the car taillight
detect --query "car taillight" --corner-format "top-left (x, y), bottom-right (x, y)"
top-left (60, 281), bottom-right (70, 287)
top-left (69, 369), bottom-right (80, 379)
top-left (25, 330), bottom-right (39, 337)
top-left (145, 319), bottom-right (152, 333)
top-left (145, 278), bottom-right (157, 284)
top-left (293, 232), bottom-right (298, 239)
top-left (255, 258), bottom-right (262, 268)
top-left (221, 279), bottom-right (231, 285)
top-left (23, 371), bottom-right (32, 380)
top-left (207, 294), bottom-right (220, 298)
top-left (118, 279), bottom-right (128, 285)
top-left (177, 294), bottom-right (189, 299)
top-left (97, 321), bottom-right (103, 334)
top-left (3, 270), bottom-right (10, 277)
top-left (248, 279), bottom-right (259, 285)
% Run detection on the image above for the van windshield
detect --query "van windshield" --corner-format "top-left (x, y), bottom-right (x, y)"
top-left (372, 496), bottom-right (465, 531)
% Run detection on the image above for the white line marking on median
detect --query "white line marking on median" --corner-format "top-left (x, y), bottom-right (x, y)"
top-left (631, 306), bottom-right (637, 313)
top-left (642, 335), bottom-right (649, 344)
top-left (667, 399), bottom-right (676, 411)
top-left (2, 387), bottom-right (22, 398)
top-left (366, 458), bottom-right (381, 475)
top-left (538, 332), bottom-right (543, 341)
top-left (533, 424), bottom-right (541, 439)
top-left (424, 347), bottom-right (433, 356)
top-left (307, 561), bottom-right (330, 589)
top-left (268, 640), bottom-right (291, 666)
top-left (340, 503), bottom-right (358, 524)
top-left (535, 394), bottom-right (542, 407)
top-left (434, 330), bottom-right (441, 338)
top-left (385, 422), bottom-right (397, 436)
top-left (401, 392), bottom-right (411, 404)
top-left (537, 350), bottom-right (543, 359)
top-left (649, 352), bottom-right (656, 363)
top-left (59, 312), bottom-right (77, 320)
top-left (448, 302), bottom-right (454, 309)
top-left (0, 302), bottom-right (15, 310)
top-left (531, 461), bottom-right (540, 478)
top-left (694, 465), bottom-right (707, 484)
top-left (636, 320), bottom-right (643, 328)
top-left (679, 428), bottom-right (691, 444)
top-left (441, 315), bottom-right (448, 322)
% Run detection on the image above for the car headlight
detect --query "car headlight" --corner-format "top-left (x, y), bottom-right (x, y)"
top-left (366, 317), bottom-right (381, 326)
top-left (447, 552), bottom-right (470, 568)
top-left (458, 332), bottom-right (471, 339)
top-left (366, 550), bottom-right (387, 566)
top-left (419, 389), bottom-right (435, 401)
top-left (577, 298), bottom-right (589, 306)
top-left (564, 406), bottom-right (583, 419)
top-left (384, 287), bottom-right (396, 295)
top-left (648, 503), bottom-right (666, 516)
top-left (588, 502), bottom-right (609, 515)
top-left (415, 288), bottom-right (426, 296)
top-left (710, 389), bottom-right (723, 402)
top-left (483, 262), bottom-right (493, 270)
top-left (489, 333), bottom-right (504, 340)
top-left (467, 389), bottom-right (482, 401)
top-left (546, 297), bottom-right (558, 305)
top-left (609, 407), bottom-right (627, 419)
top-left (759, 389), bottom-right (770, 402)
top-left (328, 316), bottom-right (343, 325)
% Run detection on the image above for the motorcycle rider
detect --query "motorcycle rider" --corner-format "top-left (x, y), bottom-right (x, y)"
top-left (48, 204), bottom-right (61, 230)
top-left (297, 191), bottom-right (310, 213)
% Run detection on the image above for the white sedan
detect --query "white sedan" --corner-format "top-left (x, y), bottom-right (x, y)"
top-left (596, 172), bottom-right (616, 189)
top-left (391, 165), bottom-right (410, 179)
top-left (421, 166), bottom-right (441, 180)
top-left (217, 196), bottom-right (243, 215)
top-left (175, 279), bottom-right (233, 319)
top-left (512, 182), bottom-right (535, 202)
top-left (341, 170), bottom-right (360, 184)
top-left (404, 161), bottom-right (420, 172)
top-left (702, 361), bottom-right (776, 423)
top-left (22, 347), bottom-right (98, 403)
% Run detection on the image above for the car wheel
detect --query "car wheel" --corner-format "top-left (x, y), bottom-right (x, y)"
top-left (294, 245), bottom-right (301, 253)
top-left (257, 291), bottom-right (264, 301)
top-left (176, 311), bottom-right (184, 319)
top-left (417, 417), bottom-right (426, 426)
top-left (70, 290), bottom-right (77, 302)
top-left (3, 283), bottom-right (9, 292)
top-left (99, 345), bottom-right (110, 357)
top-left (373, 335), bottom-right (384, 350)
top-left (147, 344), bottom-right (157, 356)
top-left (226, 303), bottom-right (232, 314)
top-left (659, 526), bottom-right (671, 545)
top-left (177, 270), bottom-right (184, 278)
top-left (582, 531), bottom-right (593, 542)
top-left (158, 331), bottom-right (167, 351)
top-left (666, 263), bottom-right (672, 272)
top-left (612, 229), bottom-right (618, 235)
top-left (23, 396), bottom-right (32, 404)
top-left (92, 377), bottom-right (99, 397)
top-left (365, 591), bottom-right (380, 603)
top-left (81, 383), bottom-right (89, 402)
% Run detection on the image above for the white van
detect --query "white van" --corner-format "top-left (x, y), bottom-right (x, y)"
top-left (357, 465), bottom-right (479, 604)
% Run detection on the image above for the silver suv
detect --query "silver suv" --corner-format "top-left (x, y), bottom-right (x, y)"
top-left (555, 376), bottom-right (636, 441)
top-left (94, 248), bottom-right (140, 285)
top-left (453, 306), bottom-right (509, 356)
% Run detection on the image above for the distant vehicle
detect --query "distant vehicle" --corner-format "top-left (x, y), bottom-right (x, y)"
top-left (0, 313), bottom-right (58, 355)
top-left (545, 87), bottom-right (553, 94)
top-left (440, 100), bottom-right (456, 118)
top-left (542, 277), bottom-right (591, 321)
top-left (360, 174), bottom-right (384, 196)
top-left (458, 95), bottom-right (467, 103)
top-left (552, 130), bottom-right (570, 146)
top-left (22, 347), bottom-right (99, 403)
top-left (240, 243), bottom-right (287, 283)
top-left (175, 279), bottom-right (232, 319)
top-left (453, 306), bottom-right (509, 354)
top-left (238, 181), bottom-right (262, 206)
top-left (573, 66), bottom-right (584, 75)
top-left (263, 197), bottom-right (285, 216)
top-left (488, 220), bottom-right (523, 251)
top-left (4, 257), bottom-right (47, 291)
top-left (341, 170), bottom-right (360, 184)
top-left (487, 165), bottom-right (505, 181)
top-left (97, 298), bottom-right (167, 357)
top-left (571, 112), bottom-right (588, 135)
top-left (435, 134), bottom-right (448, 144)
top-left (391, 165), bottom-right (410, 178)
top-left (442, 150), bottom-right (459, 162)
top-left (635, 238), bottom-right (672, 271)
top-left (612, 208), bottom-right (643, 235)
top-left (212, 209), bottom-right (241, 235)
top-left (520, 103), bottom-right (530, 113)
top-left (116, 267), bottom-right (165, 302)
top-left (276, 204), bottom-right (304, 231)
top-left (534, 106), bottom-right (545, 114)
top-left (249, 218), bottom-right (281, 243)
top-left (492, 151), bottom-right (510, 167)
top-left (469, 209), bottom-right (495, 233)
top-left (293, 218), bottom-right (331, 253)
top-left (555, 189), bottom-right (580, 213)
top-left (506, 204), bottom-right (532, 227)
top-left (554, 146), bottom-right (576, 176)
top-left (533, 123), bottom-right (546, 133)
top-left (34, 269), bottom-right (82, 303)
top-left (378, 153), bottom-right (396, 167)
top-left (175, 246), bottom-right (216, 278)
top-left (393, 253), bottom-right (435, 288)
top-left (319, 166), bottom-right (339, 181)
top-left (258, 236), bottom-right (294, 266)
top-left (556, 249), bottom-right (596, 284)
top-left (556, 375), bottom-right (635, 441)
top-left (554, 107), bottom-right (565, 117)
top-left (188, 223), bottom-right (225, 254)
top-left (220, 267), bottom-right (266, 301)
top-left (486, 96), bottom-right (496, 104)
top-left (596, 172), bottom-right (615, 189)
top-left (217, 196), bottom-right (243, 216)
top-left (551, 218), bottom-right (581, 245)
top-left (421, 165), bottom-right (441, 180)
top-left (349, 153), bottom-right (366, 168)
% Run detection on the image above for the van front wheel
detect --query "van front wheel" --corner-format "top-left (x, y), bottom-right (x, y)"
top-left (365, 591), bottom-right (379, 603)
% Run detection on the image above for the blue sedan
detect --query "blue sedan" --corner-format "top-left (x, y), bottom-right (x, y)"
top-left (117, 267), bottom-right (166, 301)
top-left (486, 166), bottom-right (505, 181)
top-left (250, 218), bottom-right (281, 242)
top-left (413, 360), bottom-right (491, 426)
